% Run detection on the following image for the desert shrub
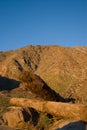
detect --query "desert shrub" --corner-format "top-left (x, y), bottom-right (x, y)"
top-left (37, 112), bottom-right (53, 130)
top-left (0, 96), bottom-right (10, 116)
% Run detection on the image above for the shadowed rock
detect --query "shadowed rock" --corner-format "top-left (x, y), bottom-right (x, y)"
top-left (0, 76), bottom-right (20, 91)
top-left (19, 71), bottom-right (75, 102)
top-left (56, 121), bottom-right (86, 130)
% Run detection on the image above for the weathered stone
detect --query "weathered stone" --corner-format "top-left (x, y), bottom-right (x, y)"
top-left (19, 71), bottom-right (74, 102)
top-left (10, 98), bottom-right (87, 122)
top-left (3, 107), bottom-right (31, 128)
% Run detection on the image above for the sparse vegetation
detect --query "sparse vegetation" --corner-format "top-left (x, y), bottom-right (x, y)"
top-left (37, 112), bottom-right (53, 130)
top-left (0, 96), bottom-right (10, 116)
top-left (0, 45), bottom-right (87, 129)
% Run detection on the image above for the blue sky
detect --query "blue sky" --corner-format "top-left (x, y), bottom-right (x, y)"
top-left (0, 0), bottom-right (87, 51)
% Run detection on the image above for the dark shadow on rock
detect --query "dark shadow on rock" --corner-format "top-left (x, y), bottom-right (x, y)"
top-left (19, 71), bottom-right (75, 103)
top-left (29, 108), bottom-right (39, 126)
top-left (22, 108), bottom-right (31, 122)
top-left (46, 113), bottom-right (53, 119)
top-left (56, 121), bottom-right (86, 130)
top-left (0, 76), bottom-right (20, 91)
top-left (42, 83), bottom-right (75, 103)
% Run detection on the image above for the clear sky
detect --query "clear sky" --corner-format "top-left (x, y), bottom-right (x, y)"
top-left (0, 0), bottom-right (87, 51)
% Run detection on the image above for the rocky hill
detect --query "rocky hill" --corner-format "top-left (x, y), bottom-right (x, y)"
top-left (0, 45), bottom-right (87, 104)
top-left (0, 45), bottom-right (87, 130)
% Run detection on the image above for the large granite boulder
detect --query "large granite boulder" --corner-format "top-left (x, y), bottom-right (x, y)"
top-left (3, 106), bottom-right (39, 129)
top-left (3, 107), bottom-right (31, 128)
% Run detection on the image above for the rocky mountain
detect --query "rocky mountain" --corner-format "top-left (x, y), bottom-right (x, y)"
top-left (0, 45), bottom-right (87, 130)
top-left (0, 45), bottom-right (87, 104)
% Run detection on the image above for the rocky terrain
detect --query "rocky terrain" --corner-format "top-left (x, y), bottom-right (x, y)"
top-left (0, 45), bottom-right (87, 130)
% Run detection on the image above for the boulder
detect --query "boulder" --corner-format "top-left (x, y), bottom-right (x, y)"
top-left (19, 71), bottom-right (74, 102)
top-left (49, 120), bottom-right (86, 130)
top-left (56, 121), bottom-right (86, 130)
top-left (10, 98), bottom-right (87, 122)
top-left (3, 107), bottom-right (31, 128)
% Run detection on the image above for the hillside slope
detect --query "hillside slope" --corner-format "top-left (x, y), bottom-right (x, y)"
top-left (0, 45), bottom-right (87, 104)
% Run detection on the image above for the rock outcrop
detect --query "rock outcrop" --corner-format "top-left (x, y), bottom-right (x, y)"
top-left (3, 107), bottom-right (30, 128)
top-left (49, 120), bottom-right (86, 130)
top-left (3, 106), bottom-right (39, 129)
top-left (19, 71), bottom-right (74, 102)
top-left (10, 98), bottom-right (87, 122)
